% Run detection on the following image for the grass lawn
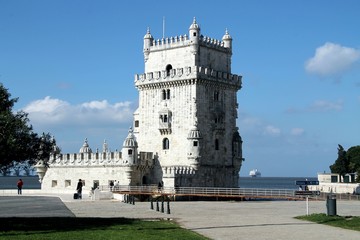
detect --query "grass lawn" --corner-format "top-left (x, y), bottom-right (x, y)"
top-left (296, 214), bottom-right (360, 232)
top-left (0, 217), bottom-right (209, 240)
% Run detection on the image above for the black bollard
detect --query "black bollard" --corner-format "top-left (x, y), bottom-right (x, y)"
top-left (156, 200), bottom-right (159, 211)
top-left (161, 199), bottom-right (164, 213)
top-left (150, 199), bottom-right (154, 210)
top-left (132, 195), bottom-right (135, 205)
top-left (167, 200), bottom-right (170, 214)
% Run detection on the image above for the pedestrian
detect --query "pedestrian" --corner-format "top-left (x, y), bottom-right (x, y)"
top-left (109, 181), bottom-right (114, 191)
top-left (76, 179), bottom-right (83, 199)
top-left (17, 179), bottom-right (23, 195)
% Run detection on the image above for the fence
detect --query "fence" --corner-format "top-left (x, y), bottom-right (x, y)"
top-left (100, 185), bottom-right (298, 200)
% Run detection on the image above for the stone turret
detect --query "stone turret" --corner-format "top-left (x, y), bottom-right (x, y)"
top-left (102, 139), bottom-right (108, 153)
top-left (187, 124), bottom-right (202, 170)
top-left (143, 27), bottom-right (153, 62)
top-left (189, 17), bottom-right (200, 55)
top-left (79, 138), bottom-right (92, 153)
top-left (222, 28), bottom-right (232, 50)
top-left (121, 128), bottom-right (138, 165)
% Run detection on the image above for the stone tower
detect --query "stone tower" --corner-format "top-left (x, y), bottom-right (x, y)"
top-left (134, 18), bottom-right (243, 188)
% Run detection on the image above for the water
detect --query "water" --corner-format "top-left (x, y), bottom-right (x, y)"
top-left (0, 176), bottom-right (41, 190)
top-left (239, 177), bottom-right (318, 190)
top-left (0, 176), bottom-right (317, 190)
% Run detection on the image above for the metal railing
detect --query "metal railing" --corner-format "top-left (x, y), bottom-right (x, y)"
top-left (99, 185), bottom-right (298, 199)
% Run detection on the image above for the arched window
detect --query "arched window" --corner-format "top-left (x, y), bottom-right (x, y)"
top-left (163, 138), bottom-right (169, 150)
top-left (214, 91), bottom-right (219, 101)
top-left (215, 139), bottom-right (219, 150)
top-left (161, 89), bottom-right (171, 100)
top-left (166, 64), bottom-right (172, 76)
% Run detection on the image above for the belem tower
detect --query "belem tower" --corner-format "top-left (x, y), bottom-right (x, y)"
top-left (35, 18), bottom-right (244, 193)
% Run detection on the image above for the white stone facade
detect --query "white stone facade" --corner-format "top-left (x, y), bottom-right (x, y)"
top-left (36, 18), bottom-right (244, 193)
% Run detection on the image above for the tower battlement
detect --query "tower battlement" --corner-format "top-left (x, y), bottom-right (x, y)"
top-left (47, 151), bottom-right (154, 167)
top-left (135, 66), bottom-right (242, 88)
top-left (148, 34), bottom-right (229, 52)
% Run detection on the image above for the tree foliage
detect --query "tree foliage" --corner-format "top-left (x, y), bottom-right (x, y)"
top-left (0, 83), bottom-right (57, 175)
top-left (330, 144), bottom-right (349, 179)
top-left (330, 144), bottom-right (360, 182)
top-left (347, 146), bottom-right (360, 182)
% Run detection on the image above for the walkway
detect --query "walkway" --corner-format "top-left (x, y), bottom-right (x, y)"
top-left (1, 193), bottom-right (360, 239)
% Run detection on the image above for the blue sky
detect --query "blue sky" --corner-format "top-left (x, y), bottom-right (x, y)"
top-left (1, 0), bottom-right (359, 177)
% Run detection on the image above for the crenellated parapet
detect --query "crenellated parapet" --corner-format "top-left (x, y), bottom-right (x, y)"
top-left (135, 66), bottom-right (242, 89)
top-left (47, 151), bottom-right (154, 167)
top-left (151, 34), bottom-right (188, 48)
top-left (199, 35), bottom-right (228, 50)
top-left (148, 34), bottom-right (229, 53)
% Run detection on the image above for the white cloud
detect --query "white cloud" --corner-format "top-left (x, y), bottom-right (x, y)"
top-left (290, 128), bottom-right (304, 136)
top-left (263, 125), bottom-right (281, 136)
top-left (309, 99), bottom-right (343, 112)
top-left (305, 42), bottom-right (360, 77)
top-left (286, 99), bottom-right (343, 113)
top-left (22, 96), bottom-right (134, 127)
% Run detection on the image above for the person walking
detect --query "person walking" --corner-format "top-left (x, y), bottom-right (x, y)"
top-left (76, 179), bottom-right (83, 199)
top-left (17, 179), bottom-right (23, 195)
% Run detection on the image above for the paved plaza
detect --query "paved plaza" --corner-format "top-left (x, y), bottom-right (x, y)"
top-left (1, 193), bottom-right (359, 239)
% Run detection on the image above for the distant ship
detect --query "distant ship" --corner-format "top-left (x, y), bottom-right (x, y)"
top-left (249, 169), bottom-right (261, 177)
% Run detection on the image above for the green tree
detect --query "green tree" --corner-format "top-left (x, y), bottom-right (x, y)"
top-left (0, 83), bottom-right (57, 175)
top-left (329, 144), bottom-right (349, 181)
top-left (347, 145), bottom-right (360, 182)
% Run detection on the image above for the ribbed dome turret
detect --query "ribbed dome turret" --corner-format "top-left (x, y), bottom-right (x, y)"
top-left (189, 17), bottom-right (200, 31)
top-left (187, 125), bottom-right (202, 139)
top-left (79, 138), bottom-right (92, 153)
top-left (123, 128), bottom-right (138, 148)
top-left (222, 28), bottom-right (232, 40)
top-left (143, 27), bottom-right (153, 39)
top-left (222, 28), bottom-right (232, 49)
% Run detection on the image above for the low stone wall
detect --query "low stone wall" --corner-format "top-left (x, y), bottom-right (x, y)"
top-left (309, 183), bottom-right (360, 194)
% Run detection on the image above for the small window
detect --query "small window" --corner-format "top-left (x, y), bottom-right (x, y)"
top-left (52, 180), bottom-right (57, 187)
top-left (193, 32), bottom-right (196, 37)
top-left (135, 120), bottom-right (139, 127)
top-left (163, 138), bottom-right (169, 150)
top-left (163, 114), bottom-right (168, 123)
top-left (167, 89), bottom-right (170, 99)
top-left (128, 149), bottom-right (133, 155)
top-left (193, 141), bottom-right (198, 147)
top-left (214, 91), bottom-right (219, 101)
top-left (65, 180), bottom-right (71, 187)
top-left (215, 139), bottom-right (219, 150)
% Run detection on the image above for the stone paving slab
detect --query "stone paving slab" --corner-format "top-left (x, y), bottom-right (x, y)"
top-left (62, 198), bottom-right (360, 240)
top-left (0, 196), bottom-right (75, 217)
top-left (1, 193), bottom-right (360, 240)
